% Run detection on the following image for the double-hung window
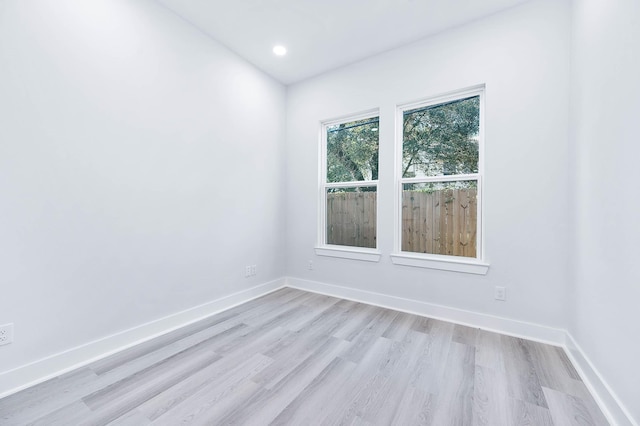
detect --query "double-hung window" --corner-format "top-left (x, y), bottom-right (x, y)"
top-left (317, 111), bottom-right (380, 260)
top-left (393, 87), bottom-right (487, 273)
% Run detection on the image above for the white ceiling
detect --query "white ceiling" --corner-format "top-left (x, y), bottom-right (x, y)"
top-left (156, 0), bottom-right (531, 84)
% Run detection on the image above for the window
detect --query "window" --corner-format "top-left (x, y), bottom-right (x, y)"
top-left (393, 87), bottom-right (487, 272)
top-left (317, 111), bottom-right (380, 260)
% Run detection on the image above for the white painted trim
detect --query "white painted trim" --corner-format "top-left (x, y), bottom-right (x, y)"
top-left (2, 275), bottom-right (634, 426)
top-left (390, 253), bottom-right (489, 274)
top-left (318, 109), bottom-right (380, 249)
top-left (397, 84), bottom-right (487, 113)
top-left (394, 85), bottom-right (486, 263)
top-left (285, 276), bottom-right (636, 425)
top-left (285, 276), bottom-right (564, 345)
top-left (564, 333), bottom-right (638, 426)
top-left (0, 278), bottom-right (286, 399)
top-left (321, 108), bottom-right (380, 127)
top-left (315, 246), bottom-right (381, 262)
top-left (400, 174), bottom-right (480, 184)
top-left (324, 180), bottom-right (378, 189)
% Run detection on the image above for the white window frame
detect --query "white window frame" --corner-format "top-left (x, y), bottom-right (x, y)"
top-left (391, 86), bottom-right (489, 274)
top-left (316, 109), bottom-right (381, 262)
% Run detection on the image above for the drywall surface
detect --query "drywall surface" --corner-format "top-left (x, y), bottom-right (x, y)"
top-left (285, 0), bottom-right (572, 328)
top-left (571, 0), bottom-right (640, 422)
top-left (0, 0), bottom-right (285, 375)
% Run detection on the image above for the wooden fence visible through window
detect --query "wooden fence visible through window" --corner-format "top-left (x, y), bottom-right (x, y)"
top-left (326, 189), bottom-right (477, 257)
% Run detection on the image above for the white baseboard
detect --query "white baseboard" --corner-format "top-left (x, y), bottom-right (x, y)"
top-left (0, 278), bottom-right (286, 399)
top-left (2, 275), bottom-right (634, 426)
top-left (564, 333), bottom-right (637, 426)
top-left (286, 276), bottom-right (636, 426)
top-left (286, 277), bottom-right (566, 345)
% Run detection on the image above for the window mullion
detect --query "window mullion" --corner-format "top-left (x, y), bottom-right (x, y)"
top-left (325, 180), bottom-right (378, 189)
top-left (400, 174), bottom-right (479, 184)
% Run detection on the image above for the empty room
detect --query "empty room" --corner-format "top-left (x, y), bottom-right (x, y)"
top-left (0, 0), bottom-right (638, 424)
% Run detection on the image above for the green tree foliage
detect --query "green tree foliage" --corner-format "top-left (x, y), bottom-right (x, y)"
top-left (325, 97), bottom-right (478, 192)
top-left (402, 96), bottom-right (479, 178)
top-left (326, 118), bottom-right (379, 186)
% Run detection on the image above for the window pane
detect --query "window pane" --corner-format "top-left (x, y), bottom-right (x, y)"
top-left (402, 96), bottom-right (479, 178)
top-left (402, 181), bottom-right (477, 257)
top-left (326, 186), bottom-right (376, 248)
top-left (327, 117), bottom-right (379, 183)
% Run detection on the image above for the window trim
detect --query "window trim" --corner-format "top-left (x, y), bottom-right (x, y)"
top-left (392, 86), bottom-right (488, 273)
top-left (317, 109), bottom-right (381, 261)
top-left (315, 246), bottom-right (382, 262)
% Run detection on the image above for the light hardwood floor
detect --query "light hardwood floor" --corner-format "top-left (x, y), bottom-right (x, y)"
top-left (0, 288), bottom-right (608, 425)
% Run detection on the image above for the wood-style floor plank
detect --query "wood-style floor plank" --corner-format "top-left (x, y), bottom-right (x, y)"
top-left (318, 336), bottom-right (395, 425)
top-left (543, 387), bottom-right (609, 426)
top-left (501, 334), bottom-right (550, 408)
top-left (472, 365), bottom-right (510, 425)
top-left (430, 341), bottom-right (476, 425)
top-left (0, 288), bottom-right (609, 425)
top-left (216, 337), bottom-right (352, 425)
top-left (509, 397), bottom-right (555, 426)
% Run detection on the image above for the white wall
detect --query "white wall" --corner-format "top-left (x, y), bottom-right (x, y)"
top-left (285, 0), bottom-right (572, 329)
top-left (0, 0), bottom-right (285, 375)
top-left (571, 0), bottom-right (640, 422)
top-left (2, 0), bottom-right (636, 421)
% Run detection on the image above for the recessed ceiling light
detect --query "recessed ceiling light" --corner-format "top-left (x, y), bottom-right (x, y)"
top-left (273, 45), bottom-right (287, 56)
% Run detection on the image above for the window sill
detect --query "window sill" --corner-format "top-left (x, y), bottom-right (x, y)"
top-left (315, 246), bottom-right (381, 262)
top-left (390, 253), bottom-right (489, 275)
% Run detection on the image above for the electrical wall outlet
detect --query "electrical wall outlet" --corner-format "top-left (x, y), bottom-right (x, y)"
top-left (494, 286), bottom-right (506, 301)
top-left (308, 260), bottom-right (314, 270)
top-left (245, 265), bottom-right (257, 277)
top-left (0, 323), bottom-right (14, 346)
